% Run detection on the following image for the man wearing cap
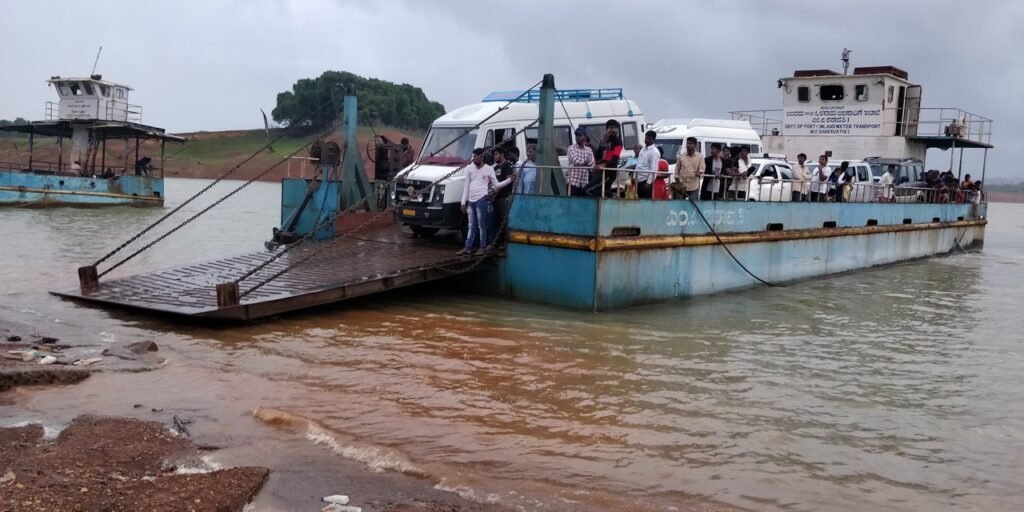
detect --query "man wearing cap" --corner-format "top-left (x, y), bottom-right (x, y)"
top-left (634, 130), bottom-right (661, 199)
top-left (673, 137), bottom-right (704, 200)
top-left (567, 127), bottom-right (595, 196)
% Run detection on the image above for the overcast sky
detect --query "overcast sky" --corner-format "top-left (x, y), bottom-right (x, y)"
top-left (2, 0), bottom-right (1021, 178)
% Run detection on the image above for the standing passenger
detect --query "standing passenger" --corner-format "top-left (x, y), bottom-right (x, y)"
top-left (594, 120), bottom-right (623, 197)
top-left (491, 147), bottom-right (515, 245)
top-left (567, 128), bottom-right (595, 196)
top-left (728, 147), bottom-right (751, 200)
top-left (877, 164), bottom-right (895, 202)
top-left (515, 144), bottom-right (538, 195)
top-left (810, 155), bottom-right (831, 202)
top-left (459, 148), bottom-right (511, 256)
top-left (634, 130), bottom-right (661, 199)
top-left (702, 143), bottom-right (731, 200)
top-left (673, 136), bottom-right (704, 201)
top-left (791, 153), bottom-right (811, 202)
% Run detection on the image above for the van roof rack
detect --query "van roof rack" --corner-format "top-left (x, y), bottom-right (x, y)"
top-left (481, 88), bottom-right (624, 103)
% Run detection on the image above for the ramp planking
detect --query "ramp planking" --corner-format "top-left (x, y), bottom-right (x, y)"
top-left (52, 225), bottom-right (488, 320)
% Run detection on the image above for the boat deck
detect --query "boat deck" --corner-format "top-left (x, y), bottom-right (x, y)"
top-left (52, 225), bottom-right (488, 320)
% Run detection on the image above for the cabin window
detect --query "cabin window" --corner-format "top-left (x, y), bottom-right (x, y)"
top-left (887, 85), bottom-right (895, 103)
top-left (69, 83), bottom-right (83, 96)
top-left (58, 85), bottom-right (70, 96)
top-left (83, 83), bottom-right (94, 95)
top-left (820, 84), bottom-right (844, 101)
top-left (579, 124), bottom-right (606, 150)
top-left (855, 84), bottom-right (869, 101)
top-left (483, 127), bottom-right (515, 150)
top-left (621, 122), bottom-right (638, 149)
top-left (797, 86), bottom-right (810, 102)
top-left (116, 88), bottom-right (125, 99)
top-left (99, 85), bottom-right (110, 97)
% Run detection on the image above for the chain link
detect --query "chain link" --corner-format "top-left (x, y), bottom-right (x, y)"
top-left (93, 99), bottom-right (344, 271)
top-left (98, 120), bottom-right (343, 278)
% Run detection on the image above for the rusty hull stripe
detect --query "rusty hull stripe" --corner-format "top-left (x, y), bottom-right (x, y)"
top-left (0, 185), bottom-right (163, 202)
top-left (508, 219), bottom-right (987, 252)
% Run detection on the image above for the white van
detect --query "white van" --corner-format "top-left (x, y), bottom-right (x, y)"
top-left (395, 91), bottom-right (646, 236)
top-left (651, 118), bottom-right (762, 165)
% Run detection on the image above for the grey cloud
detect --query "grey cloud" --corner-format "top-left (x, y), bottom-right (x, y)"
top-left (1, 0), bottom-right (1019, 177)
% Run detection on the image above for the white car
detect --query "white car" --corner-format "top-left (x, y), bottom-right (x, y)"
top-left (743, 158), bottom-right (794, 201)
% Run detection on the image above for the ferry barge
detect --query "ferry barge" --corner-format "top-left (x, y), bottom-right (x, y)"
top-left (0, 74), bottom-right (183, 207)
top-left (53, 57), bottom-right (992, 319)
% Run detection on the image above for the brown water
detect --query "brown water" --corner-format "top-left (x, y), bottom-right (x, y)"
top-left (2, 178), bottom-right (1023, 511)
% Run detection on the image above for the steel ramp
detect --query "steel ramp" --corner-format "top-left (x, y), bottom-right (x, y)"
top-left (52, 225), bottom-right (488, 320)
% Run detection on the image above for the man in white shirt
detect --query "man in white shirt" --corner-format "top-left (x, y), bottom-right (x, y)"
top-left (809, 155), bottom-right (831, 202)
top-left (790, 153), bottom-right (811, 202)
top-left (634, 130), bottom-right (661, 199)
top-left (876, 164), bottom-right (895, 202)
top-left (459, 148), bottom-right (511, 256)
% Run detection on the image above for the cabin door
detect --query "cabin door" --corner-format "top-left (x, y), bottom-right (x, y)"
top-left (902, 85), bottom-right (922, 137)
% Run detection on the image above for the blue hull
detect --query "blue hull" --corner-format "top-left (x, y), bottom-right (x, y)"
top-left (0, 170), bottom-right (164, 207)
top-left (491, 197), bottom-right (987, 310)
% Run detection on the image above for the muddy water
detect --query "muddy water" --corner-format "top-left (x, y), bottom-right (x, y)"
top-left (1, 178), bottom-right (1023, 511)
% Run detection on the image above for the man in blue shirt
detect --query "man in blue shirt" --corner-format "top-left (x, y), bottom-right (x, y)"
top-left (515, 144), bottom-right (538, 195)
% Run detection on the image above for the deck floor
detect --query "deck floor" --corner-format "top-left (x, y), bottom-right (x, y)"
top-left (52, 225), bottom-right (486, 320)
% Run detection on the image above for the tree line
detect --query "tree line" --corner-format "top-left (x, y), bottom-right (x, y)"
top-left (271, 71), bottom-right (445, 133)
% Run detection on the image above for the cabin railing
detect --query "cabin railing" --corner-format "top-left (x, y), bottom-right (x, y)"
top-left (42, 100), bottom-right (142, 123)
top-left (528, 165), bottom-right (985, 205)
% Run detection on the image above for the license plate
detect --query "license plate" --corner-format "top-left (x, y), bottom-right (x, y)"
top-left (402, 209), bottom-right (416, 217)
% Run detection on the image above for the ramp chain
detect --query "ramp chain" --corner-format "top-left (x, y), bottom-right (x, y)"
top-left (237, 113), bottom-right (544, 299)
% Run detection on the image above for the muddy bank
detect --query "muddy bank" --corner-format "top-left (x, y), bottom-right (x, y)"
top-left (0, 416), bottom-right (268, 511)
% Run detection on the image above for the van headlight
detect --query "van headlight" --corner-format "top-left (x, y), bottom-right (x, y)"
top-left (432, 185), bottom-right (445, 204)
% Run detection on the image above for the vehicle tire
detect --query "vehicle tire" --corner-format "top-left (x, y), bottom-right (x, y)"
top-left (410, 226), bottom-right (439, 238)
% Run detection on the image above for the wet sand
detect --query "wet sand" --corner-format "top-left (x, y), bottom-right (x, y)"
top-left (0, 320), bottom-right (517, 512)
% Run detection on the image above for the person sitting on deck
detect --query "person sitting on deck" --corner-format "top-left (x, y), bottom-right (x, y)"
top-left (135, 156), bottom-right (152, 176)
top-left (566, 127), bottom-right (595, 197)
top-left (69, 160), bottom-right (83, 176)
top-left (458, 148), bottom-right (511, 257)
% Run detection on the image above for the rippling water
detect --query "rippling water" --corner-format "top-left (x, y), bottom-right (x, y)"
top-left (2, 178), bottom-right (1022, 511)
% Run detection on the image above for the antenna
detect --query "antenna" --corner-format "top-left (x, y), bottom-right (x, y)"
top-left (91, 46), bottom-right (103, 76)
top-left (841, 48), bottom-right (851, 75)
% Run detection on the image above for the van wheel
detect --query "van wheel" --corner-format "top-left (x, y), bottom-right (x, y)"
top-left (410, 226), bottom-right (439, 238)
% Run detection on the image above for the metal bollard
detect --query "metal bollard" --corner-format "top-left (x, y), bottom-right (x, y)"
top-left (78, 265), bottom-right (99, 290)
top-left (216, 282), bottom-right (240, 307)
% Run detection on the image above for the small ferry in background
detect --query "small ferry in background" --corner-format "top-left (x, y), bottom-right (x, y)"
top-left (0, 74), bottom-right (183, 207)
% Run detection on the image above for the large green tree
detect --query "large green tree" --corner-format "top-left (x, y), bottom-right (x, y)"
top-left (272, 71), bottom-right (445, 132)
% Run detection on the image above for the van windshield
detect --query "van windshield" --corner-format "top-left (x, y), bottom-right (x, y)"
top-left (658, 139), bottom-right (684, 165)
top-left (420, 127), bottom-right (479, 165)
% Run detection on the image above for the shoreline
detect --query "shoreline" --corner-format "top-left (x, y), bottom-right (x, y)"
top-left (0, 319), bottom-right (514, 512)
